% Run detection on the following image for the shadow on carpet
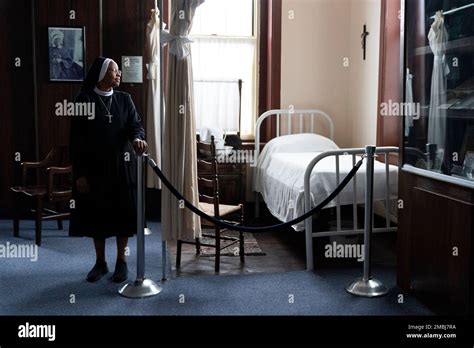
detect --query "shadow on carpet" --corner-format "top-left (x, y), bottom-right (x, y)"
top-left (198, 230), bottom-right (266, 257)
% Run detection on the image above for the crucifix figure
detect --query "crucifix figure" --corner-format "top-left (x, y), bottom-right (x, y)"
top-left (106, 114), bottom-right (113, 123)
top-left (361, 24), bottom-right (369, 60)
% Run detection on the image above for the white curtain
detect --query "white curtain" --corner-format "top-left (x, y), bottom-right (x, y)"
top-left (191, 37), bottom-right (256, 137)
top-left (194, 79), bottom-right (241, 133)
top-left (145, 8), bottom-right (161, 189)
top-left (161, 0), bottom-right (204, 242)
top-left (427, 11), bottom-right (450, 150)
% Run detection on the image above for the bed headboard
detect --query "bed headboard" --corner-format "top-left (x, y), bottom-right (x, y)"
top-left (255, 109), bottom-right (335, 160)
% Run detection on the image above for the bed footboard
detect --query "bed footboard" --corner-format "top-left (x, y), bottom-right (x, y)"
top-left (304, 146), bottom-right (399, 271)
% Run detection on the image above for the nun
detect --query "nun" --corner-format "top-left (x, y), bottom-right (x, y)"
top-left (69, 57), bottom-right (147, 283)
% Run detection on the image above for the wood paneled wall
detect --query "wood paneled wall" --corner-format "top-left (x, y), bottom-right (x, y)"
top-left (0, 0), bottom-right (36, 218)
top-left (0, 0), bottom-right (158, 217)
top-left (34, 0), bottom-right (102, 160)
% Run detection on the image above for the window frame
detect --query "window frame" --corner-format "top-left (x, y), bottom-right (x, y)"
top-left (189, 0), bottom-right (259, 140)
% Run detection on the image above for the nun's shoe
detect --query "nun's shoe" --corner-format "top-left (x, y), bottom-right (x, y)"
top-left (112, 260), bottom-right (128, 283)
top-left (86, 261), bottom-right (109, 282)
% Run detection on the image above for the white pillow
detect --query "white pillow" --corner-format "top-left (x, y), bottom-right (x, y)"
top-left (263, 133), bottom-right (339, 154)
top-left (254, 133), bottom-right (339, 192)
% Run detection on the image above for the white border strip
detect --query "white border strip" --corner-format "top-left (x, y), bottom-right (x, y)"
top-left (402, 165), bottom-right (474, 189)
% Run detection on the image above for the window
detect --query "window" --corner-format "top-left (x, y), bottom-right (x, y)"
top-left (190, 0), bottom-right (258, 139)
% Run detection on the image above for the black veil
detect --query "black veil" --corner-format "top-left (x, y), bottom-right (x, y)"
top-left (81, 57), bottom-right (108, 92)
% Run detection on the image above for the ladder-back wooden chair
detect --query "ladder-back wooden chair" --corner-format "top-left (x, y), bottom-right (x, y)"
top-left (10, 145), bottom-right (73, 246)
top-left (176, 136), bottom-right (245, 273)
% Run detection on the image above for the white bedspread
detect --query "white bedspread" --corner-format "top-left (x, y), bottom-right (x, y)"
top-left (253, 134), bottom-right (398, 231)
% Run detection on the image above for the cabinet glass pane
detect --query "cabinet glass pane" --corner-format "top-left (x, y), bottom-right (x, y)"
top-left (404, 0), bottom-right (474, 181)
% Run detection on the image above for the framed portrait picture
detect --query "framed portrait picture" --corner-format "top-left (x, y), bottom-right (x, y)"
top-left (48, 26), bottom-right (86, 82)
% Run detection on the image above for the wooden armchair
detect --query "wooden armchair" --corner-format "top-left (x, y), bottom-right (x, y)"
top-left (176, 136), bottom-right (245, 273)
top-left (10, 145), bottom-right (73, 246)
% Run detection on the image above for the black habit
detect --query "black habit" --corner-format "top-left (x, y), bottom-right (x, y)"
top-left (69, 57), bottom-right (145, 239)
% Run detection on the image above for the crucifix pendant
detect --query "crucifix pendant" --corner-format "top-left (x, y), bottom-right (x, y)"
top-left (361, 24), bottom-right (369, 60)
top-left (106, 114), bottom-right (113, 123)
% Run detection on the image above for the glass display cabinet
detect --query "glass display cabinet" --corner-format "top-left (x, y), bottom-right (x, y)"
top-left (402, 0), bottom-right (474, 185)
top-left (398, 0), bottom-right (474, 315)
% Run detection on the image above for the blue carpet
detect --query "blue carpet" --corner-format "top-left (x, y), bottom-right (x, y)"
top-left (0, 219), bottom-right (432, 316)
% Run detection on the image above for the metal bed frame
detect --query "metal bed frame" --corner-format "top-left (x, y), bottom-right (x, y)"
top-left (254, 110), bottom-right (399, 271)
top-left (254, 109), bottom-right (335, 218)
top-left (303, 146), bottom-right (398, 270)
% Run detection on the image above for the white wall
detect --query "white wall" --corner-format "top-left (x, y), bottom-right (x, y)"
top-left (280, 0), bottom-right (381, 147)
top-left (281, 0), bottom-right (352, 146)
top-left (348, 0), bottom-right (381, 147)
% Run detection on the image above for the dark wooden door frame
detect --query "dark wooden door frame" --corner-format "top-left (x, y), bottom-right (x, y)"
top-left (377, 0), bottom-right (401, 153)
top-left (258, 0), bottom-right (282, 143)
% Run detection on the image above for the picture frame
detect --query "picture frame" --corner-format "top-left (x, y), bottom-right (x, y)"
top-left (48, 26), bottom-right (86, 82)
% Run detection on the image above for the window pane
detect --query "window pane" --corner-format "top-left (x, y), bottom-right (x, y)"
top-left (194, 80), bottom-right (242, 133)
top-left (191, 0), bottom-right (254, 37)
top-left (192, 37), bottom-right (256, 137)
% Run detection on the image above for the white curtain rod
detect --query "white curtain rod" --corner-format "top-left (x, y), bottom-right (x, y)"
top-left (431, 3), bottom-right (474, 18)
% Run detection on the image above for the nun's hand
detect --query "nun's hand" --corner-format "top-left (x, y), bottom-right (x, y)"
top-left (133, 139), bottom-right (148, 155)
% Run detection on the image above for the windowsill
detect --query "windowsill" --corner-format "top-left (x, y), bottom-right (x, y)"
top-left (241, 141), bottom-right (256, 150)
top-left (194, 135), bottom-right (264, 150)
top-left (241, 141), bottom-right (268, 150)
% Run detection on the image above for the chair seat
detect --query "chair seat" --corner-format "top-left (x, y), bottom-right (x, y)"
top-left (199, 202), bottom-right (241, 226)
top-left (11, 185), bottom-right (72, 197)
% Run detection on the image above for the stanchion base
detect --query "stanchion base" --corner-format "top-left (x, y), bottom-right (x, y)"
top-left (144, 227), bottom-right (152, 236)
top-left (345, 278), bottom-right (388, 297)
top-left (118, 278), bottom-right (162, 298)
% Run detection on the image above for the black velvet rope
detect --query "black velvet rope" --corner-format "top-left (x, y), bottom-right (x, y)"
top-left (147, 157), bottom-right (364, 233)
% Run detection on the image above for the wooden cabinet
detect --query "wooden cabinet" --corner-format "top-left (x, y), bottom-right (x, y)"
top-left (197, 161), bottom-right (246, 206)
top-left (397, 171), bottom-right (474, 314)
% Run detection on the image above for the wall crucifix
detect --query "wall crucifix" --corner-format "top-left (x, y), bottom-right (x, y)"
top-left (361, 24), bottom-right (369, 60)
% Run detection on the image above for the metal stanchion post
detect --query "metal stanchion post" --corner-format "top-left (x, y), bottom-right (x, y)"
top-left (119, 154), bottom-right (162, 298)
top-left (162, 241), bottom-right (167, 281)
top-left (159, 0), bottom-right (167, 282)
top-left (146, 156), bottom-right (167, 281)
top-left (144, 161), bottom-right (152, 236)
top-left (346, 146), bottom-right (388, 297)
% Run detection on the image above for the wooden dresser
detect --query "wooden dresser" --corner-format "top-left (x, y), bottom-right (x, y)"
top-left (397, 170), bottom-right (474, 315)
top-left (197, 161), bottom-right (246, 206)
